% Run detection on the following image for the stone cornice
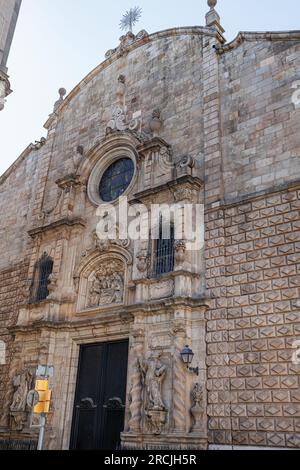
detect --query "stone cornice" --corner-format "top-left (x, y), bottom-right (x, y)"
top-left (132, 270), bottom-right (201, 287)
top-left (128, 296), bottom-right (209, 314)
top-left (136, 137), bottom-right (171, 157)
top-left (8, 311), bottom-right (134, 335)
top-left (9, 297), bottom-right (208, 334)
top-left (215, 30), bottom-right (300, 55)
top-left (131, 175), bottom-right (203, 202)
top-left (28, 217), bottom-right (86, 238)
top-left (205, 178), bottom-right (300, 213)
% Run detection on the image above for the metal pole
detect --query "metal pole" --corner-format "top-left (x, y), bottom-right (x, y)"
top-left (37, 413), bottom-right (46, 451)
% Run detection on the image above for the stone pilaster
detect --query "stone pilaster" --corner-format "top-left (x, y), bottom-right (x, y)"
top-left (172, 320), bottom-right (187, 433)
top-left (128, 328), bottom-right (145, 433)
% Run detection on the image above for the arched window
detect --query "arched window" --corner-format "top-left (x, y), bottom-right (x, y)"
top-left (30, 253), bottom-right (53, 303)
top-left (154, 217), bottom-right (175, 276)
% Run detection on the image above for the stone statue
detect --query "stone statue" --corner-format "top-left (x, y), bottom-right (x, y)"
top-left (10, 370), bottom-right (32, 412)
top-left (140, 355), bottom-right (166, 411)
top-left (111, 273), bottom-right (124, 303)
top-left (139, 355), bottom-right (168, 435)
top-left (10, 370), bottom-right (33, 432)
top-left (89, 276), bottom-right (101, 306)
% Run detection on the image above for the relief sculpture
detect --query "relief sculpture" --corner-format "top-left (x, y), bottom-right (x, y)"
top-left (10, 370), bottom-right (33, 432)
top-left (87, 260), bottom-right (124, 307)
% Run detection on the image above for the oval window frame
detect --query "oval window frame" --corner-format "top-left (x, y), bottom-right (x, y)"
top-left (87, 146), bottom-right (137, 206)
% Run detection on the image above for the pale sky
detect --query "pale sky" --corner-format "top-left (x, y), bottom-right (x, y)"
top-left (0, 0), bottom-right (299, 176)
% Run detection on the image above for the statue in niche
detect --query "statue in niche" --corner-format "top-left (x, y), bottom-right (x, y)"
top-left (87, 260), bottom-right (125, 308)
top-left (10, 370), bottom-right (32, 412)
top-left (139, 354), bottom-right (168, 435)
top-left (10, 369), bottom-right (33, 432)
top-left (140, 355), bottom-right (166, 411)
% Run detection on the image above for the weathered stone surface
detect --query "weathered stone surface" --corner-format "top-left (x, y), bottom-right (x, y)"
top-left (0, 9), bottom-right (299, 450)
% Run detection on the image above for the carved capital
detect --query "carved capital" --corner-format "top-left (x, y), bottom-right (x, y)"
top-left (173, 187), bottom-right (197, 203)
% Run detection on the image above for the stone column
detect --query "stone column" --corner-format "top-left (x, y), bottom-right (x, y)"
top-left (172, 320), bottom-right (187, 433)
top-left (128, 328), bottom-right (145, 433)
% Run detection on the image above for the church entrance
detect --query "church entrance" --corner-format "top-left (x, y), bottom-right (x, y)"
top-left (70, 340), bottom-right (129, 450)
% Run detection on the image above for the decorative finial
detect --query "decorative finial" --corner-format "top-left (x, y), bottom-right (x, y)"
top-left (208, 0), bottom-right (217, 9)
top-left (53, 87), bottom-right (67, 111)
top-left (120, 6), bottom-right (142, 33)
top-left (206, 0), bottom-right (225, 35)
top-left (58, 88), bottom-right (66, 99)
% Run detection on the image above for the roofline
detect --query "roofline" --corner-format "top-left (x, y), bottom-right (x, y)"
top-left (216, 30), bottom-right (300, 54)
top-left (2, 29), bottom-right (299, 184)
top-left (0, 144), bottom-right (33, 186)
top-left (44, 26), bottom-right (224, 130)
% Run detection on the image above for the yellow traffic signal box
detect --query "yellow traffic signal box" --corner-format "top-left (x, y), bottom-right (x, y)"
top-left (34, 379), bottom-right (52, 414)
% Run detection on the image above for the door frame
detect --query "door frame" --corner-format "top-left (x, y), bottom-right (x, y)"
top-left (59, 333), bottom-right (130, 451)
top-left (69, 339), bottom-right (129, 450)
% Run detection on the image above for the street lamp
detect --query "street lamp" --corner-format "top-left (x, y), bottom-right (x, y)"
top-left (180, 345), bottom-right (199, 376)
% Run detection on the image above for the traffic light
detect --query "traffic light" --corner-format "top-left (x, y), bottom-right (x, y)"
top-left (34, 379), bottom-right (52, 414)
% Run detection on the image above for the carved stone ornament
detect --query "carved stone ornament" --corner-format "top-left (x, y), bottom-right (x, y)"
top-left (10, 370), bottom-right (33, 413)
top-left (10, 370), bottom-right (33, 432)
top-left (107, 105), bottom-right (127, 132)
top-left (139, 355), bottom-right (168, 435)
top-left (190, 383), bottom-right (205, 433)
top-left (175, 240), bottom-right (187, 264)
top-left (105, 30), bottom-right (149, 59)
top-left (173, 187), bottom-right (196, 203)
top-left (47, 273), bottom-right (58, 298)
top-left (30, 137), bottom-right (47, 151)
top-left (176, 155), bottom-right (195, 169)
top-left (116, 74), bottom-right (126, 99)
top-left (136, 251), bottom-right (149, 272)
top-left (87, 259), bottom-right (125, 308)
top-left (150, 109), bottom-right (162, 136)
top-left (106, 104), bottom-right (141, 135)
top-left (82, 231), bottom-right (130, 259)
top-left (150, 279), bottom-right (174, 300)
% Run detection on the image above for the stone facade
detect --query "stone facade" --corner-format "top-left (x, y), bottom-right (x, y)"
top-left (0, 0), bottom-right (21, 109)
top-left (0, 1), bottom-right (299, 450)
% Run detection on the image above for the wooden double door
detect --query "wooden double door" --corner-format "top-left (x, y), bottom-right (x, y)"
top-left (70, 340), bottom-right (129, 450)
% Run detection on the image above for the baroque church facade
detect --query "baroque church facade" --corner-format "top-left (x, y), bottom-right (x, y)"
top-left (0, 0), bottom-right (300, 450)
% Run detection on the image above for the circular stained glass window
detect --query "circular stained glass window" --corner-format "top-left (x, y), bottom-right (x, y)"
top-left (99, 158), bottom-right (134, 202)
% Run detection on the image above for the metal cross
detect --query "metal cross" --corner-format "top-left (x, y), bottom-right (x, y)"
top-left (120, 6), bottom-right (142, 33)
